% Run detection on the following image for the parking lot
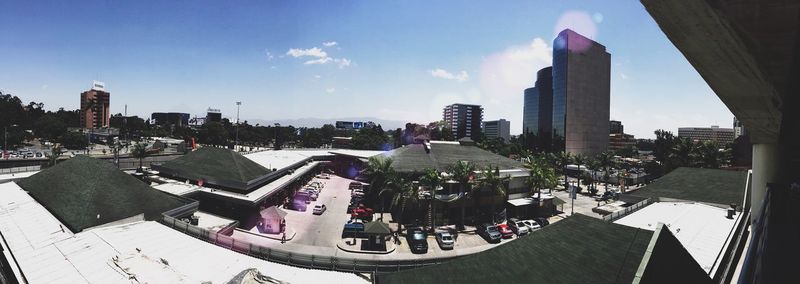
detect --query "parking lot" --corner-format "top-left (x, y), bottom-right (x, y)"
top-left (274, 174), bottom-right (536, 260)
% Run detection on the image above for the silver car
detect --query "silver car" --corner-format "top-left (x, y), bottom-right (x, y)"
top-left (507, 219), bottom-right (530, 236)
top-left (522, 219), bottom-right (542, 232)
top-left (436, 232), bottom-right (455, 250)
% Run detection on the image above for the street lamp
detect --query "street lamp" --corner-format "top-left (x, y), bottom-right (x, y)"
top-left (235, 101), bottom-right (241, 151)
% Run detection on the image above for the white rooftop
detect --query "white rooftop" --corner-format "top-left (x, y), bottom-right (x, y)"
top-left (327, 149), bottom-right (385, 159)
top-left (614, 202), bottom-right (739, 273)
top-left (244, 149), bottom-right (328, 170)
top-left (0, 182), bottom-right (366, 283)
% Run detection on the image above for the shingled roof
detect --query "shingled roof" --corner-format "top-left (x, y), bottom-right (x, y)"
top-left (16, 155), bottom-right (193, 232)
top-left (153, 147), bottom-right (271, 192)
top-left (382, 142), bottom-right (524, 173)
top-left (628, 167), bottom-right (748, 207)
top-left (377, 214), bottom-right (654, 284)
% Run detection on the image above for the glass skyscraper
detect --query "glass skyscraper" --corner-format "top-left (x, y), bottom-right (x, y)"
top-left (522, 66), bottom-right (553, 151)
top-left (551, 29), bottom-right (611, 156)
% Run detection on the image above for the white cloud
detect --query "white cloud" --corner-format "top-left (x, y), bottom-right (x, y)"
top-left (286, 46), bottom-right (351, 68)
top-left (326, 87), bottom-right (336, 93)
top-left (314, 75), bottom-right (321, 79)
top-left (323, 41), bottom-right (337, 47)
top-left (287, 47), bottom-right (327, 58)
top-left (620, 73), bottom-right (628, 80)
top-left (334, 58), bottom-right (352, 68)
top-left (41, 84), bottom-right (48, 90)
top-left (304, 57), bottom-right (332, 65)
top-left (265, 49), bottom-right (274, 61)
top-left (479, 37), bottom-right (553, 134)
top-left (430, 68), bottom-right (469, 82)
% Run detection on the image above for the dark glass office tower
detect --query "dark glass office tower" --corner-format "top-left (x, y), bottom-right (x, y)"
top-left (522, 66), bottom-right (553, 151)
top-left (552, 29), bottom-right (611, 156)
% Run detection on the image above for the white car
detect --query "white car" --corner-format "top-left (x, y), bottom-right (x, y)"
top-left (315, 174), bottom-right (331, 179)
top-left (313, 204), bottom-right (327, 215)
top-left (507, 219), bottom-right (530, 236)
top-left (436, 232), bottom-right (455, 250)
top-left (522, 219), bottom-right (541, 232)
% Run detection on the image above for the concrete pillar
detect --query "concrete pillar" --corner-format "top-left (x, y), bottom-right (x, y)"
top-left (751, 143), bottom-right (780, 222)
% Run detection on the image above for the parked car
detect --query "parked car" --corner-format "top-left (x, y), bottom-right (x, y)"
top-left (406, 228), bottom-right (429, 253)
top-left (348, 182), bottom-right (363, 190)
top-left (507, 218), bottom-right (530, 236)
top-left (496, 224), bottom-right (514, 239)
top-left (522, 219), bottom-right (541, 232)
top-left (343, 220), bottom-right (364, 237)
top-left (316, 174), bottom-right (331, 179)
top-left (313, 204), bottom-right (327, 215)
top-left (477, 223), bottom-right (502, 243)
top-left (435, 232), bottom-right (455, 250)
top-left (533, 217), bottom-right (550, 227)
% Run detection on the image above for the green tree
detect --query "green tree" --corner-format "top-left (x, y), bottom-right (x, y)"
top-left (477, 166), bottom-right (509, 224)
top-left (200, 122), bottom-right (228, 146)
top-left (351, 125), bottom-right (389, 150)
top-left (448, 161), bottom-right (476, 229)
top-left (60, 132), bottom-right (88, 149)
top-left (524, 154), bottom-right (557, 198)
top-left (419, 168), bottom-right (442, 232)
top-left (363, 156), bottom-right (396, 219)
top-left (47, 145), bottom-right (63, 167)
top-left (555, 151), bottom-right (573, 190)
top-left (384, 177), bottom-right (419, 233)
top-left (131, 142), bottom-right (148, 171)
top-left (34, 115), bottom-right (67, 141)
top-left (670, 137), bottom-right (695, 169)
top-left (596, 151), bottom-right (615, 192)
top-left (692, 140), bottom-right (726, 169)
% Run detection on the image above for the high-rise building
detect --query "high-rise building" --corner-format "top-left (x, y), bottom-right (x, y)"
top-left (482, 119), bottom-right (511, 143)
top-left (678, 126), bottom-right (735, 145)
top-left (552, 29), bottom-right (611, 156)
top-left (522, 66), bottom-right (554, 151)
top-left (80, 81), bottom-right (111, 129)
top-left (206, 108), bottom-right (222, 123)
top-left (443, 103), bottom-right (483, 140)
top-left (610, 120), bottom-right (624, 134)
top-left (733, 117), bottom-right (747, 139)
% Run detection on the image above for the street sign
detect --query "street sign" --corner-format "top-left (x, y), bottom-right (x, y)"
top-left (570, 186), bottom-right (577, 199)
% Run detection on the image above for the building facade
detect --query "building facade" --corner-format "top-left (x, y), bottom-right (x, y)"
top-left (610, 120), bottom-right (624, 134)
top-left (151, 112), bottom-right (190, 127)
top-left (443, 103), bottom-right (483, 140)
top-left (482, 119), bottom-right (511, 143)
top-left (522, 66), bottom-right (554, 151)
top-left (552, 29), bottom-right (611, 156)
top-left (733, 117), bottom-right (747, 139)
top-left (609, 133), bottom-right (636, 151)
top-left (678, 126), bottom-right (736, 145)
top-left (79, 81), bottom-right (111, 129)
top-left (206, 108), bottom-right (222, 123)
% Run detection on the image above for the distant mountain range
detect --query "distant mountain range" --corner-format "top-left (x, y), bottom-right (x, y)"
top-left (247, 117), bottom-right (407, 130)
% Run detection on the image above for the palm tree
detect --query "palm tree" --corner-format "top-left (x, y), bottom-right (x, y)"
top-left (363, 156), bottom-right (396, 219)
top-left (586, 157), bottom-right (600, 192)
top-left (524, 154), bottom-right (558, 200)
top-left (596, 151), bottom-right (614, 192)
top-left (419, 168), bottom-right (442, 232)
top-left (670, 137), bottom-right (695, 169)
top-left (448, 161), bottom-right (476, 230)
top-left (383, 177), bottom-right (418, 233)
top-left (477, 166), bottom-right (509, 224)
top-left (131, 142), bottom-right (148, 171)
top-left (693, 140), bottom-right (723, 169)
top-left (556, 151), bottom-right (573, 191)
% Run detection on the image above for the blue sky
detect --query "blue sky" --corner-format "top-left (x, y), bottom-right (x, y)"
top-left (0, 0), bottom-right (733, 138)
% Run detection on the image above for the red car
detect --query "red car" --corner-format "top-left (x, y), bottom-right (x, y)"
top-left (496, 224), bottom-right (514, 239)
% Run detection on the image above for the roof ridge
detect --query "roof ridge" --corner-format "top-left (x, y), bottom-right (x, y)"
top-left (230, 150), bottom-right (248, 182)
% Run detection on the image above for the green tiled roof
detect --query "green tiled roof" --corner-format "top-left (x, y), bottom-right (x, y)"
top-left (154, 147), bottom-right (270, 191)
top-left (377, 214), bottom-right (653, 284)
top-left (16, 155), bottom-right (193, 232)
top-left (629, 167), bottom-right (748, 206)
top-left (635, 223), bottom-right (712, 284)
top-left (382, 143), bottom-right (524, 173)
